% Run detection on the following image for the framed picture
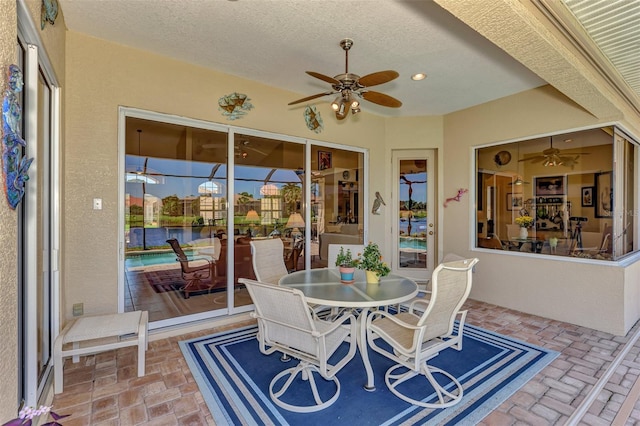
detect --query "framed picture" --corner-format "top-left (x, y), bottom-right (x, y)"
top-left (581, 186), bottom-right (594, 207)
top-left (318, 151), bottom-right (332, 170)
top-left (507, 193), bottom-right (523, 211)
top-left (595, 172), bottom-right (613, 218)
top-left (535, 176), bottom-right (565, 196)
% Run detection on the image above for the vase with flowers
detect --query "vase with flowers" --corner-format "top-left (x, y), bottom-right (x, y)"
top-left (335, 246), bottom-right (358, 283)
top-left (515, 215), bottom-right (534, 239)
top-left (357, 242), bottom-right (391, 284)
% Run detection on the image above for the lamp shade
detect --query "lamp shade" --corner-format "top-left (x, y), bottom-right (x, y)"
top-left (245, 210), bottom-right (260, 223)
top-left (285, 212), bottom-right (305, 229)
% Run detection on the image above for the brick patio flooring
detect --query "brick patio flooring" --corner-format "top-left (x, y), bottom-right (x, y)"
top-left (51, 299), bottom-right (640, 425)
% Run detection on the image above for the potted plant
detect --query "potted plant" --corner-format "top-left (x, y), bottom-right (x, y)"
top-left (335, 247), bottom-right (358, 283)
top-left (357, 242), bottom-right (391, 283)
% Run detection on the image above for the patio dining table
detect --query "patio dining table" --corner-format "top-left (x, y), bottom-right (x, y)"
top-left (279, 268), bottom-right (419, 391)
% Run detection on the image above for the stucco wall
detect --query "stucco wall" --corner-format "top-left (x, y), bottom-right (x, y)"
top-left (0, 1), bottom-right (19, 419)
top-left (442, 85), bottom-right (640, 335)
top-left (63, 31), bottom-right (389, 320)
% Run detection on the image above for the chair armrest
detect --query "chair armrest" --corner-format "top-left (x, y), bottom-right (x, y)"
top-left (408, 296), bottom-right (431, 314)
top-left (366, 309), bottom-right (422, 331)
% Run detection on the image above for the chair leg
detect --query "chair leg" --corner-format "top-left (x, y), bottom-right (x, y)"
top-left (269, 361), bottom-right (341, 413)
top-left (385, 362), bottom-right (464, 408)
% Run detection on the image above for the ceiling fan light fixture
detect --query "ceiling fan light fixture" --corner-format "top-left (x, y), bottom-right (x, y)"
top-left (331, 96), bottom-right (341, 111)
top-left (288, 38), bottom-right (402, 120)
top-left (411, 73), bottom-right (427, 81)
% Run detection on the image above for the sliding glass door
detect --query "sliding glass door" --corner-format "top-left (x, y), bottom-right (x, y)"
top-left (120, 109), bottom-right (367, 327)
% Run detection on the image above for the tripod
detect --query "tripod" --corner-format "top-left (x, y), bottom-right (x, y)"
top-left (569, 220), bottom-right (584, 251)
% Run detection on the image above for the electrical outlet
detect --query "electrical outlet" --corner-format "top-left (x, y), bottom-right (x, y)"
top-left (72, 303), bottom-right (83, 316)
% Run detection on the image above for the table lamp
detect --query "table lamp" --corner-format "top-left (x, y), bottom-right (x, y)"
top-left (286, 212), bottom-right (305, 239)
top-left (245, 210), bottom-right (260, 237)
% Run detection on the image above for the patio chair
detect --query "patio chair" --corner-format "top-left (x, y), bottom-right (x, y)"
top-left (250, 238), bottom-right (289, 284)
top-left (240, 278), bottom-right (357, 412)
top-left (366, 257), bottom-right (479, 408)
top-left (250, 238), bottom-right (331, 317)
top-left (166, 238), bottom-right (213, 298)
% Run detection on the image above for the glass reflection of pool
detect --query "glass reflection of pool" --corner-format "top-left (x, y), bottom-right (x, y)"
top-left (399, 238), bottom-right (427, 251)
top-left (126, 251), bottom-right (189, 268)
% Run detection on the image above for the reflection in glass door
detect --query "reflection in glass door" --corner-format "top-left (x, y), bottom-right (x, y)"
top-left (123, 116), bottom-right (231, 326)
top-left (232, 134), bottom-right (305, 307)
top-left (392, 150), bottom-right (435, 282)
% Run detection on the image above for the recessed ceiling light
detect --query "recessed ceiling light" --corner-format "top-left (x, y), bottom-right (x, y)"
top-left (411, 73), bottom-right (427, 81)
top-left (563, 138), bottom-right (573, 143)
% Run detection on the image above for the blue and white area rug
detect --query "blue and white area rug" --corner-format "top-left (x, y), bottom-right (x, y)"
top-left (180, 323), bottom-right (558, 425)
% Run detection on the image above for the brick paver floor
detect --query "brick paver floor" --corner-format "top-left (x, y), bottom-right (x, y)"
top-left (51, 299), bottom-right (640, 425)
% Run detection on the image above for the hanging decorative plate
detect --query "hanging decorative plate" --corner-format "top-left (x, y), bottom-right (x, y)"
top-left (494, 150), bottom-right (512, 166)
top-left (218, 92), bottom-right (253, 120)
top-left (303, 105), bottom-right (323, 133)
top-left (41, 0), bottom-right (59, 29)
top-left (2, 64), bottom-right (33, 210)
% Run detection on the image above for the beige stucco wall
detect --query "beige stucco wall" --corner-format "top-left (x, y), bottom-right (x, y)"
top-left (443, 85), bottom-right (640, 335)
top-left (64, 31), bottom-right (389, 319)
top-left (0, 0), bottom-right (66, 418)
top-left (0, 1), bottom-right (19, 419)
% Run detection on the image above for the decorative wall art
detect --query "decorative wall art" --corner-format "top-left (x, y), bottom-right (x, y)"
top-left (443, 188), bottom-right (468, 207)
top-left (507, 193), bottom-right (523, 211)
top-left (595, 172), bottom-right (613, 218)
top-left (303, 105), bottom-right (323, 133)
top-left (41, 0), bottom-right (59, 29)
top-left (535, 176), bottom-right (565, 196)
top-left (371, 192), bottom-right (386, 215)
top-left (318, 151), bottom-right (332, 170)
top-left (493, 150), bottom-right (511, 167)
top-left (2, 64), bottom-right (33, 209)
top-left (218, 92), bottom-right (253, 120)
top-left (581, 186), bottom-right (594, 207)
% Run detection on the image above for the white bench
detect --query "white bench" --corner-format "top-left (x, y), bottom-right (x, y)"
top-left (53, 310), bottom-right (148, 394)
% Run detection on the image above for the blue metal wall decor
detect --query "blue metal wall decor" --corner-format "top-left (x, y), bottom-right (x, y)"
top-left (304, 105), bottom-right (323, 133)
top-left (2, 64), bottom-right (33, 209)
top-left (218, 92), bottom-right (253, 120)
top-left (41, 0), bottom-right (59, 29)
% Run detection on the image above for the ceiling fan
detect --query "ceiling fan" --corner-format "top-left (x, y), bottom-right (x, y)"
top-left (288, 38), bottom-right (402, 120)
top-left (518, 137), bottom-right (589, 169)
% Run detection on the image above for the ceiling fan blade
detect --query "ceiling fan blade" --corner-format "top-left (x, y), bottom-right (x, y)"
top-left (519, 155), bottom-right (547, 164)
top-left (288, 91), bottom-right (335, 105)
top-left (358, 70), bottom-right (399, 87)
top-left (306, 71), bottom-right (340, 85)
top-left (361, 91), bottom-right (402, 108)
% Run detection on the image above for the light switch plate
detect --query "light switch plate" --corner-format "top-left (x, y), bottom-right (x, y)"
top-left (93, 198), bottom-right (102, 210)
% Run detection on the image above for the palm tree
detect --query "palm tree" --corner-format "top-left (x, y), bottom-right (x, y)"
top-left (281, 183), bottom-right (301, 213)
top-left (237, 191), bottom-right (253, 214)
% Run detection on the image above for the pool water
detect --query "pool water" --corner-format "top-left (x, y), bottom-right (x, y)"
top-left (126, 251), bottom-right (193, 268)
top-left (399, 238), bottom-right (427, 251)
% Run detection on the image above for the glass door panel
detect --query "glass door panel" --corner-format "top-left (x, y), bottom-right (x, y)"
top-left (124, 117), bottom-right (229, 323)
top-left (310, 147), bottom-right (364, 268)
top-left (392, 150), bottom-right (435, 282)
top-left (232, 134), bottom-right (304, 307)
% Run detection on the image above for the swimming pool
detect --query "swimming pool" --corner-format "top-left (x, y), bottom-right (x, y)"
top-left (399, 237), bottom-right (427, 251)
top-left (125, 249), bottom-right (200, 268)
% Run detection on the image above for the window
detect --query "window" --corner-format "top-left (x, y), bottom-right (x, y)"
top-left (475, 126), bottom-right (636, 260)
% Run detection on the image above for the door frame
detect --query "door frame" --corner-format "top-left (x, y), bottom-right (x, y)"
top-left (391, 149), bottom-right (436, 283)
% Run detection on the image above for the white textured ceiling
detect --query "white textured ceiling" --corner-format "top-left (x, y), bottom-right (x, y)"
top-left (57, 0), bottom-right (547, 117)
